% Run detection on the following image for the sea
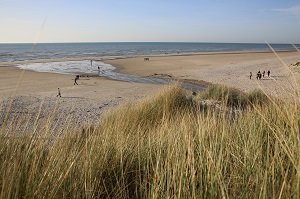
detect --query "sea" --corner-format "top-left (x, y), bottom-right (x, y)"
top-left (0, 42), bottom-right (299, 86)
top-left (1, 42), bottom-right (299, 63)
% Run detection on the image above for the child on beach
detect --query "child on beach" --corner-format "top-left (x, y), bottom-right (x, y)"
top-left (57, 88), bottom-right (62, 97)
top-left (250, 72), bottom-right (252, 79)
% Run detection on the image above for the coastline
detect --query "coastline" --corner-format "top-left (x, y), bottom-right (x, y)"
top-left (1, 50), bottom-right (299, 97)
top-left (1, 50), bottom-right (299, 131)
top-left (1, 49), bottom-right (299, 67)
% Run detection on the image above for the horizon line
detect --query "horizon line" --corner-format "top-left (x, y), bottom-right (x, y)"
top-left (1, 41), bottom-right (300, 45)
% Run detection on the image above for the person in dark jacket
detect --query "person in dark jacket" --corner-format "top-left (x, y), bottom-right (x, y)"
top-left (74, 75), bottom-right (79, 85)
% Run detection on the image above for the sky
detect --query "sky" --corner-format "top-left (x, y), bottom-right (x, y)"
top-left (0, 0), bottom-right (300, 43)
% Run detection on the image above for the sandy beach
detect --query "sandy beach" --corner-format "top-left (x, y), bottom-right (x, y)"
top-left (1, 51), bottom-right (300, 132)
top-left (0, 66), bottom-right (161, 132)
top-left (107, 51), bottom-right (300, 98)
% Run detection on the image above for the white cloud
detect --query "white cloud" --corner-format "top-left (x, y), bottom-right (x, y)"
top-left (273, 5), bottom-right (300, 18)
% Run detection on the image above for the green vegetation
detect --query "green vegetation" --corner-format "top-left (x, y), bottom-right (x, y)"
top-left (0, 85), bottom-right (299, 198)
top-left (198, 84), bottom-right (271, 108)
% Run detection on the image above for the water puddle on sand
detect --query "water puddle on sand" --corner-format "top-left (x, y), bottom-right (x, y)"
top-left (16, 60), bottom-right (206, 92)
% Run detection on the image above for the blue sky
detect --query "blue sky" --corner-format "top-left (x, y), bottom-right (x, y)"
top-left (0, 0), bottom-right (300, 43)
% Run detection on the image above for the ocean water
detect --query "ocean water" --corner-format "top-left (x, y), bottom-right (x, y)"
top-left (0, 42), bottom-right (299, 63)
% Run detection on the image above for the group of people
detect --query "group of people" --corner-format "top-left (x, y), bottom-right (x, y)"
top-left (250, 70), bottom-right (270, 80)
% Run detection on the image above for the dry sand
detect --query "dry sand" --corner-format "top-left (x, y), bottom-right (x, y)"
top-left (0, 66), bottom-right (161, 132)
top-left (1, 51), bottom-right (300, 132)
top-left (107, 51), bottom-right (300, 98)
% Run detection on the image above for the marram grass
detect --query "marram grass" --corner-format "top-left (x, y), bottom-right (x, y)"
top-left (0, 85), bottom-right (299, 198)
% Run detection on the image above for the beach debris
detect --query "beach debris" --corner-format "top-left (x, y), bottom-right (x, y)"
top-left (149, 73), bottom-right (173, 79)
top-left (292, 62), bottom-right (300, 66)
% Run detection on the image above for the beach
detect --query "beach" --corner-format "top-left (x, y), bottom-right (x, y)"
top-left (0, 66), bottom-right (161, 132)
top-left (1, 51), bottom-right (300, 131)
top-left (107, 51), bottom-right (300, 97)
top-left (1, 50), bottom-right (300, 198)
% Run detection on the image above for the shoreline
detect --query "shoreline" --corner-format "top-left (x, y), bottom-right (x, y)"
top-left (1, 51), bottom-right (299, 95)
top-left (0, 49), bottom-right (298, 67)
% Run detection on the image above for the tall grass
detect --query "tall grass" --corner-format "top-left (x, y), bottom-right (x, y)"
top-left (197, 84), bottom-right (271, 108)
top-left (0, 85), bottom-right (299, 198)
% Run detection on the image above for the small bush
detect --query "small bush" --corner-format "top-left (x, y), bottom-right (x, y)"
top-left (198, 84), bottom-right (270, 108)
top-left (198, 84), bottom-right (248, 107)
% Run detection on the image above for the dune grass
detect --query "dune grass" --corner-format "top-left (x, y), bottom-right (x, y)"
top-left (197, 84), bottom-right (271, 108)
top-left (0, 85), bottom-right (299, 198)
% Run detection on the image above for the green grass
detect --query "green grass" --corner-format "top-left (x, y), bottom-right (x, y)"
top-left (0, 85), bottom-right (299, 198)
top-left (197, 84), bottom-right (271, 108)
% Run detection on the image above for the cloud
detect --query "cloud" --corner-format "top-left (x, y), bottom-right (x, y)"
top-left (273, 5), bottom-right (300, 18)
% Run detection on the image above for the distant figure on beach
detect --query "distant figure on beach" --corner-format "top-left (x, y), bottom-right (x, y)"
top-left (98, 66), bottom-right (100, 75)
top-left (90, 60), bottom-right (93, 67)
top-left (57, 88), bottom-right (61, 97)
top-left (144, 57), bottom-right (150, 61)
top-left (267, 70), bottom-right (270, 77)
top-left (256, 71), bottom-right (261, 80)
top-left (74, 75), bottom-right (79, 85)
top-left (250, 72), bottom-right (252, 79)
top-left (262, 71), bottom-right (265, 78)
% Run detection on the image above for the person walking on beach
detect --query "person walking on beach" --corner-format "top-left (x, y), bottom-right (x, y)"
top-left (57, 88), bottom-right (62, 97)
top-left (250, 72), bottom-right (252, 79)
top-left (74, 75), bottom-right (79, 85)
top-left (257, 71), bottom-right (261, 80)
top-left (259, 71), bottom-right (262, 80)
top-left (263, 71), bottom-right (265, 78)
top-left (90, 60), bottom-right (93, 67)
top-left (267, 70), bottom-right (270, 77)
